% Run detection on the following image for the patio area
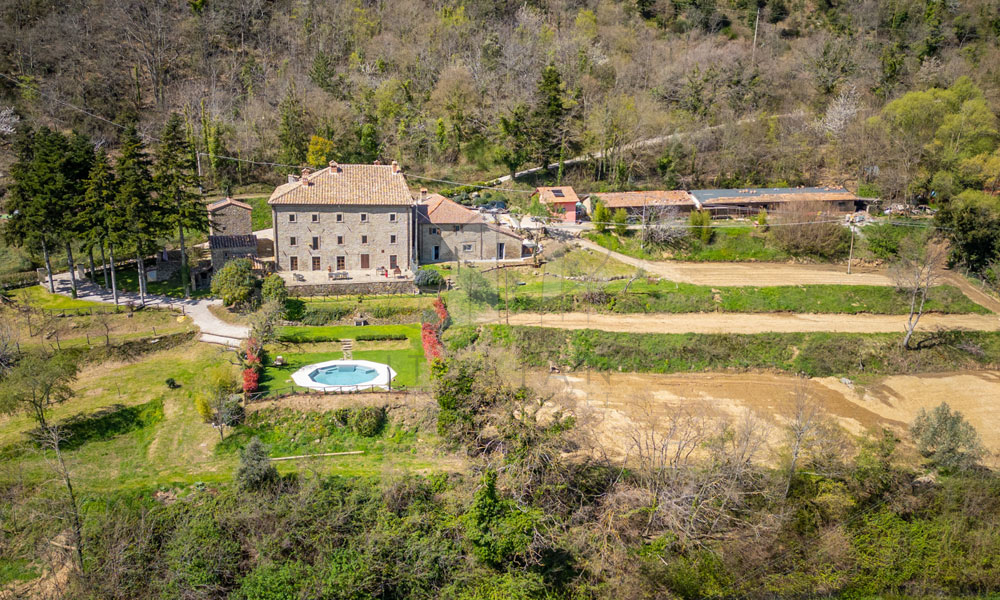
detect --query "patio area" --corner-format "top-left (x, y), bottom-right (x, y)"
top-left (278, 268), bottom-right (415, 286)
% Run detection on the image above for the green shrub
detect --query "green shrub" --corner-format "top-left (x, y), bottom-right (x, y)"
top-left (592, 200), bottom-right (610, 233)
top-left (689, 210), bottom-right (714, 244)
top-left (211, 258), bottom-right (257, 307)
top-left (301, 305), bottom-right (353, 325)
top-left (355, 332), bottom-right (409, 341)
top-left (612, 208), bottom-right (629, 236)
top-left (160, 509), bottom-right (241, 597)
top-left (283, 298), bottom-right (305, 321)
top-left (458, 269), bottom-right (499, 306)
top-left (349, 406), bottom-right (386, 437)
top-left (415, 269), bottom-right (445, 287)
top-left (165, 378), bottom-right (178, 389)
top-left (234, 437), bottom-right (278, 491)
top-left (232, 561), bottom-right (313, 600)
top-left (910, 402), bottom-right (984, 472)
top-left (260, 273), bottom-right (288, 305)
top-left (463, 470), bottom-right (541, 566)
top-left (863, 223), bottom-right (910, 259)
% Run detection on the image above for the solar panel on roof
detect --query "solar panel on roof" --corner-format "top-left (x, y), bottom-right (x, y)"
top-left (552, 189), bottom-right (564, 197)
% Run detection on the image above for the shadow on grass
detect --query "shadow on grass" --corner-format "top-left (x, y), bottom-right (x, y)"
top-left (28, 399), bottom-right (164, 451)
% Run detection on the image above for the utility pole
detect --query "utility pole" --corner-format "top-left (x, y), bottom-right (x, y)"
top-left (751, 8), bottom-right (760, 68)
top-left (847, 220), bottom-right (856, 275)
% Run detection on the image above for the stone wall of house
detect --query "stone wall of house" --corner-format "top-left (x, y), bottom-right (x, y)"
top-left (273, 204), bottom-right (413, 272)
top-left (209, 205), bottom-right (252, 236)
top-left (210, 246), bottom-right (257, 270)
top-left (287, 280), bottom-right (418, 296)
top-left (418, 223), bottom-right (522, 263)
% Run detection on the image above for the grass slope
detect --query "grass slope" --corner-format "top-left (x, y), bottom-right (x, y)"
top-left (446, 324), bottom-right (1000, 378)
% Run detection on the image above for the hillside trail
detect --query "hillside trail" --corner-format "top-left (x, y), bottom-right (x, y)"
top-left (482, 311), bottom-right (1000, 334)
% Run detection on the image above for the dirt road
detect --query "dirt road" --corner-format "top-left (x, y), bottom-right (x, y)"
top-left (574, 237), bottom-right (895, 286)
top-left (485, 311), bottom-right (1000, 334)
top-left (536, 370), bottom-right (1000, 463)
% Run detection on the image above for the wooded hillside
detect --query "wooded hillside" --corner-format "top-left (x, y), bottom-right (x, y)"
top-left (2, 0), bottom-right (1000, 195)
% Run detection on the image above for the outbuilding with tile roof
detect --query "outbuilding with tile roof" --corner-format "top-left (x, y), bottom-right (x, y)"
top-left (415, 190), bottom-right (527, 263)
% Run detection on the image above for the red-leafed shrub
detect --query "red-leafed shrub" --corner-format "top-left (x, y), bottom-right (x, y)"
top-left (422, 322), bottom-right (443, 361)
top-left (421, 298), bottom-right (449, 362)
top-left (242, 368), bottom-right (259, 393)
top-left (433, 298), bottom-right (449, 324)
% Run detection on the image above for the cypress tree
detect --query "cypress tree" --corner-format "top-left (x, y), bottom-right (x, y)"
top-left (155, 113), bottom-right (207, 298)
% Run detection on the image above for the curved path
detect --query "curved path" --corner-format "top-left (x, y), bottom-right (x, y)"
top-left (49, 272), bottom-right (248, 346)
top-left (481, 311), bottom-right (1000, 334)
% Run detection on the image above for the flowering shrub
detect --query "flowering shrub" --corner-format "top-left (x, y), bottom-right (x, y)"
top-left (242, 368), bottom-right (259, 393)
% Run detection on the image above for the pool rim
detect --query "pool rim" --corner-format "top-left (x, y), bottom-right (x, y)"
top-left (290, 359), bottom-right (397, 392)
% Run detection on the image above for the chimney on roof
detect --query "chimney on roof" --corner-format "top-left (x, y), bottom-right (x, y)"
top-left (373, 159), bottom-right (381, 165)
top-left (391, 160), bottom-right (400, 174)
top-left (301, 167), bottom-right (312, 185)
top-left (419, 188), bottom-right (428, 203)
top-left (328, 160), bottom-right (341, 173)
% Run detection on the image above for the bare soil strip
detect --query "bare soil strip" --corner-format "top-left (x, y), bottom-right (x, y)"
top-left (535, 369), bottom-right (1000, 463)
top-left (575, 237), bottom-right (895, 286)
top-left (484, 311), bottom-right (1000, 334)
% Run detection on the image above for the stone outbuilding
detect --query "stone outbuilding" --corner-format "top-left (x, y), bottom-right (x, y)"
top-left (208, 235), bottom-right (259, 271)
top-left (207, 197), bottom-right (253, 236)
top-left (416, 191), bottom-right (527, 263)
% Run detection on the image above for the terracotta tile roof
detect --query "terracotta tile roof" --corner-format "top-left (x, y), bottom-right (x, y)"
top-left (207, 197), bottom-right (252, 212)
top-left (534, 186), bottom-right (580, 205)
top-left (694, 187), bottom-right (859, 205)
top-left (591, 190), bottom-right (694, 208)
top-left (416, 194), bottom-right (485, 225)
top-left (208, 235), bottom-right (258, 249)
top-left (268, 163), bottom-right (412, 206)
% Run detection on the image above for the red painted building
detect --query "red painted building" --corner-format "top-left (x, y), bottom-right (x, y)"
top-left (533, 186), bottom-right (581, 222)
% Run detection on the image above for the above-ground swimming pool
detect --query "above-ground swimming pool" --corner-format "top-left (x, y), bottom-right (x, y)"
top-left (291, 359), bottom-right (396, 392)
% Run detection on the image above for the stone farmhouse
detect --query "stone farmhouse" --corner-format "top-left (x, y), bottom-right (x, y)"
top-left (415, 190), bottom-right (526, 263)
top-left (268, 161), bottom-right (415, 279)
top-left (206, 197), bottom-right (258, 271)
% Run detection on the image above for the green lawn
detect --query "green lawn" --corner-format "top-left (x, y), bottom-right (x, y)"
top-left (6, 285), bottom-right (106, 309)
top-left (247, 196), bottom-right (272, 231)
top-left (506, 281), bottom-right (990, 315)
top-left (586, 227), bottom-right (791, 262)
top-left (268, 323), bottom-right (427, 392)
top-left (110, 266), bottom-right (211, 299)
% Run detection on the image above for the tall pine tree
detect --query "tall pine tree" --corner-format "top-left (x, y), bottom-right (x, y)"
top-left (84, 150), bottom-right (120, 304)
top-left (155, 113), bottom-right (207, 298)
top-left (114, 123), bottom-right (163, 305)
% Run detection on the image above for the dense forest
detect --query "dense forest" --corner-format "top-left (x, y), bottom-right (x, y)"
top-left (3, 0), bottom-right (1000, 199)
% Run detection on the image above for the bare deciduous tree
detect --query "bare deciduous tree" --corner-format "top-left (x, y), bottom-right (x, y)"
top-left (890, 234), bottom-right (947, 348)
top-left (782, 382), bottom-right (821, 499)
